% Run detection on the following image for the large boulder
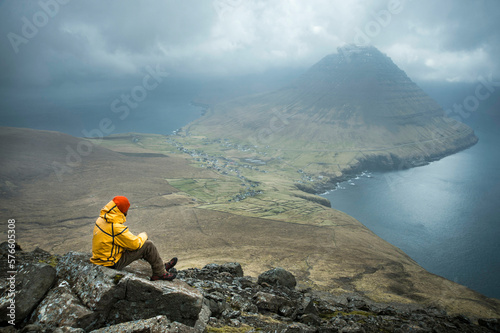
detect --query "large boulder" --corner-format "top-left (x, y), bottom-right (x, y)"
top-left (30, 280), bottom-right (95, 329)
top-left (54, 252), bottom-right (206, 330)
top-left (0, 262), bottom-right (56, 325)
top-left (253, 291), bottom-right (296, 317)
top-left (107, 276), bottom-right (205, 326)
top-left (257, 267), bottom-right (297, 289)
top-left (89, 315), bottom-right (196, 333)
top-left (202, 263), bottom-right (244, 277)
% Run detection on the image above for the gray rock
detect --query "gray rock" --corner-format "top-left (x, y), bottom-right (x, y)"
top-left (231, 294), bottom-right (258, 313)
top-left (30, 280), bottom-right (95, 329)
top-left (300, 313), bottom-right (322, 326)
top-left (0, 263), bottom-right (56, 325)
top-left (478, 318), bottom-right (500, 332)
top-left (253, 291), bottom-right (295, 315)
top-left (202, 262), bottom-right (244, 277)
top-left (53, 327), bottom-right (86, 333)
top-left (56, 252), bottom-right (126, 314)
top-left (205, 293), bottom-right (228, 317)
top-left (194, 299), bottom-right (211, 333)
top-left (0, 325), bottom-right (18, 333)
top-left (18, 323), bottom-right (43, 332)
top-left (89, 315), bottom-right (196, 333)
top-left (282, 323), bottom-right (318, 332)
top-left (258, 267), bottom-right (297, 289)
top-left (107, 277), bottom-right (204, 327)
top-left (234, 276), bottom-right (253, 289)
top-left (301, 297), bottom-right (319, 316)
top-left (56, 252), bottom-right (204, 329)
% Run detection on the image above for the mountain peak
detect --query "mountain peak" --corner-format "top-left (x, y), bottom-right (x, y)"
top-left (303, 45), bottom-right (394, 76)
top-left (186, 47), bottom-right (477, 173)
top-left (290, 45), bottom-right (430, 123)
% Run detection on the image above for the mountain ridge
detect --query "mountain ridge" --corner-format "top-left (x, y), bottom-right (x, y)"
top-left (184, 46), bottom-right (478, 185)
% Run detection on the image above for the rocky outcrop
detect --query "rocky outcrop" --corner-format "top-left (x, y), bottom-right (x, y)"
top-left (180, 264), bottom-right (499, 332)
top-left (31, 280), bottom-right (94, 329)
top-left (0, 263), bottom-right (56, 326)
top-left (0, 247), bottom-right (206, 332)
top-left (56, 252), bottom-right (204, 327)
top-left (0, 245), bottom-right (498, 332)
top-left (51, 252), bottom-right (204, 331)
top-left (257, 267), bottom-right (297, 289)
top-left (89, 315), bottom-right (196, 333)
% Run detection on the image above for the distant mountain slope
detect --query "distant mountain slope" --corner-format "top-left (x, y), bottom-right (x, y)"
top-left (0, 127), bottom-right (125, 186)
top-left (185, 46), bottom-right (478, 178)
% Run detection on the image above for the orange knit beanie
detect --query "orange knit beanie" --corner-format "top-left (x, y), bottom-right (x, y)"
top-left (113, 196), bottom-right (130, 214)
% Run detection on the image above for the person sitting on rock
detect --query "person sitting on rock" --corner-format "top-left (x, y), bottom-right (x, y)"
top-left (90, 196), bottom-right (177, 281)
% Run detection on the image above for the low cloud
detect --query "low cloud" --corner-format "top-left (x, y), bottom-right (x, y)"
top-left (0, 0), bottom-right (498, 92)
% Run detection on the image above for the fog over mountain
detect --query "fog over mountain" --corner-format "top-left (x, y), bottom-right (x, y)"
top-left (186, 46), bottom-right (479, 184)
top-left (0, 0), bottom-right (499, 135)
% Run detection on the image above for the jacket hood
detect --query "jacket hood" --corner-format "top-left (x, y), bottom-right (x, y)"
top-left (99, 200), bottom-right (127, 224)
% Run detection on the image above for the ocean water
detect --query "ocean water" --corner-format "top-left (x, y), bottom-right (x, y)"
top-left (321, 113), bottom-right (500, 299)
top-left (0, 80), bottom-right (205, 137)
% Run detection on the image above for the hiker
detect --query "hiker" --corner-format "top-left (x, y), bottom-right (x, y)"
top-left (90, 196), bottom-right (177, 281)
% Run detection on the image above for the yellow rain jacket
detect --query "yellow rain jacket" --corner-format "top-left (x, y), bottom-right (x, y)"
top-left (90, 200), bottom-right (147, 266)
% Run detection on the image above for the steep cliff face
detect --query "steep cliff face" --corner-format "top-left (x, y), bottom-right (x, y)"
top-left (186, 46), bottom-right (478, 178)
top-left (289, 45), bottom-right (444, 123)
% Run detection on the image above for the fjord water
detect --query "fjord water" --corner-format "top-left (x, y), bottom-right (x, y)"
top-left (322, 113), bottom-right (500, 299)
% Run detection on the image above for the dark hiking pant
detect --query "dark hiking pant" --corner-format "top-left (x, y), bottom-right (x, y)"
top-left (113, 240), bottom-right (166, 276)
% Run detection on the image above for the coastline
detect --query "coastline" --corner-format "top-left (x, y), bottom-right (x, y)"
top-left (311, 128), bottom-right (479, 195)
top-left (318, 120), bottom-right (500, 300)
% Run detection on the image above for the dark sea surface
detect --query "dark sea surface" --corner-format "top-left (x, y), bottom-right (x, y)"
top-left (5, 101), bottom-right (204, 137)
top-left (321, 113), bottom-right (500, 299)
top-left (0, 80), bottom-right (205, 137)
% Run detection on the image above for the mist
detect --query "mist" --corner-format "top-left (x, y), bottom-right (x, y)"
top-left (1, 0), bottom-right (499, 136)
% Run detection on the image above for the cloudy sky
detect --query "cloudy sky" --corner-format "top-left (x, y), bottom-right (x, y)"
top-left (0, 0), bottom-right (499, 134)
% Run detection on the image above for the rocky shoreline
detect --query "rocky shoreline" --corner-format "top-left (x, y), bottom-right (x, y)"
top-left (1, 244), bottom-right (498, 333)
top-left (311, 129), bottom-right (479, 195)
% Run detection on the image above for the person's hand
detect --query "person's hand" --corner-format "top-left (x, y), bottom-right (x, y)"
top-left (138, 232), bottom-right (148, 240)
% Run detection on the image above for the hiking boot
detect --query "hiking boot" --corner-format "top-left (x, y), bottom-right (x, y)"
top-left (165, 257), bottom-right (178, 271)
top-left (151, 270), bottom-right (177, 281)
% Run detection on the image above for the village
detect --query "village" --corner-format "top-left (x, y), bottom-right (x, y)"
top-left (165, 136), bottom-right (265, 202)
